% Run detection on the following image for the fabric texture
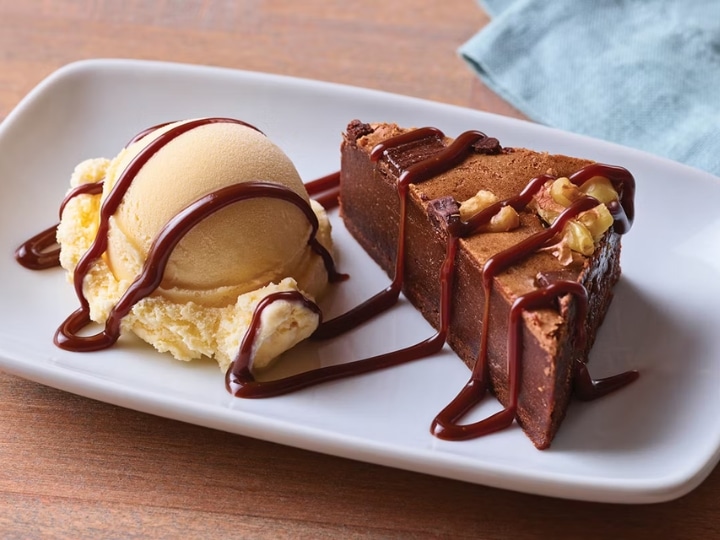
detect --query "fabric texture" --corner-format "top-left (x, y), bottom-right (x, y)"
top-left (461, 0), bottom-right (720, 176)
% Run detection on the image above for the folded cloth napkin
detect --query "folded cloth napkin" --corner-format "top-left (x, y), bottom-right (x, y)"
top-left (460, 0), bottom-right (720, 176)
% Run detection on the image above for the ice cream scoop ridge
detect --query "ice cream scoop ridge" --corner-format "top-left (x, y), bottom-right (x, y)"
top-left (53, 117), bottom-right (340, 371)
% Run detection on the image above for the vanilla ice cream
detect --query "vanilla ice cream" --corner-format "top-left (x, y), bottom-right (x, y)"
top-left (57, 118), bottom-right (333, 371)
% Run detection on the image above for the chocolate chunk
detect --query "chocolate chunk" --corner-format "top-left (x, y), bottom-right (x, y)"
top-left (384, 137), bottom-right (445, 177)
top-left (427, 196), bottom-right (461, 230)
top-left (535, 270), bottom-right (576, 288)
top-left (471, 135), bottom-right (503, 155)
top-left (346, 120), bottom-right (375, 142)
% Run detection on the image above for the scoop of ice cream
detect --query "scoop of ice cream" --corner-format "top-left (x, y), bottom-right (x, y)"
top-left (105, 119), bottom-right (328, 307)
top-left (57, 119), bottom-right (333, 371)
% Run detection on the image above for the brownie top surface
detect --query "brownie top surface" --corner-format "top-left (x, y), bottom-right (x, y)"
top-left (345, 122), bottom-right (607, 344)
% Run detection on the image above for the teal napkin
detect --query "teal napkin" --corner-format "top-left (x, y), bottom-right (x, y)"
top-left (460, 0), bottom-right (720, 176)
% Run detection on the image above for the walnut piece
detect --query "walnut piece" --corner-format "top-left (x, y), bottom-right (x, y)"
top-left (459, 190), bottom-right (520, 232)
top-left (538, 175), bottom-right (619, 258)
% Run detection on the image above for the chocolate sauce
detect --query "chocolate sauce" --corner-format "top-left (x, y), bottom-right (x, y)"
top-left (55, 181), bottom-right (343, 351)
top-left (573, 361), bottom-right (640, 400)
top-left (44, 118), bottom-right (342, 351)
top-left (16, 119), bottom-right (638, 445)
top-left (369, 127), bottom-right (444, 161)
top-left (58, 182), bottom-right (104, 217)
top-left (124, 119), bottom-right (261, 147)
top-left (14, 181), bottom-right (105, 270)
top-left (317, 127), bottom-right (637, 441)
top-left (67, 119), bottom-right (265, 317)
top-left (14, 225), bottom-right (62, 270)
top-left (14, 118), bottom-right (260, 272)
top-left (230, 126), bottom-right (637, 432)
top-left (313, 129), bottom-right (495, 339)
top-left (433, 282), bottom-right (589, 440)
top-left (124, 121), bottom-right (173, 146)
top-left (226, 231), bottom-right (459, 396)
top-left (428, 161), bottom-right (637, 440)
top-left (305, 171), bottom-right (340, 210)
top-left (568, 163), bottom-right (635, 235)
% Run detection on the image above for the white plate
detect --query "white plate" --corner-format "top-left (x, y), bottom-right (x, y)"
top-left (2, 59), bottom-right (719, 504)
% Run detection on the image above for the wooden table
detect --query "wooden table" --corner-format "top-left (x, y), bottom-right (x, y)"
top-left (1, 1), bottom-right (717, 538)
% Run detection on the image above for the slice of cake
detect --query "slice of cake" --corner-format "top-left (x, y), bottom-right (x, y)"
top-left (339, 120), bottom-right (636, 449)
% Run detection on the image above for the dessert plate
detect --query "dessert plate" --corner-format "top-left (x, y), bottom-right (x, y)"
top-left (1, 59), bottom-right (719, 504)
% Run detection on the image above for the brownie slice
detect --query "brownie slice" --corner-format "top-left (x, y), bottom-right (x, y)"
top-left (339, 121), bottom-right (627, 449)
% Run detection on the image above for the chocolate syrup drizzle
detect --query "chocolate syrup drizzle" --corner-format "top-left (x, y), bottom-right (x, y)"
top-left (230, 126), bottom-right (637, 440)
top-left (365, 127), bottom-right (638, 440)
top-left (16, 117), bottom-right (341, 352)
top-left (55, 180), bottom-right (343, 351)
top-left (14, 225), bottom-right (63, 270)
top-left (14, 182), bottom-right (105, 270)
top-left (15, 118), bottom-right (638, 444)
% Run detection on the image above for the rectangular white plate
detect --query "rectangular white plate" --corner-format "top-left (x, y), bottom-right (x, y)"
top-left (1, 59), bottom-right (719, 504)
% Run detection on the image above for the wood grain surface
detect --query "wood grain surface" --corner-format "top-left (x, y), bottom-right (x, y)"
top-left (0, 1), bottom-right (717, 538)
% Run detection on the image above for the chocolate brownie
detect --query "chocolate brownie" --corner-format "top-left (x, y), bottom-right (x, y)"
top-left (339, 121), bottom-right (636, 448)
